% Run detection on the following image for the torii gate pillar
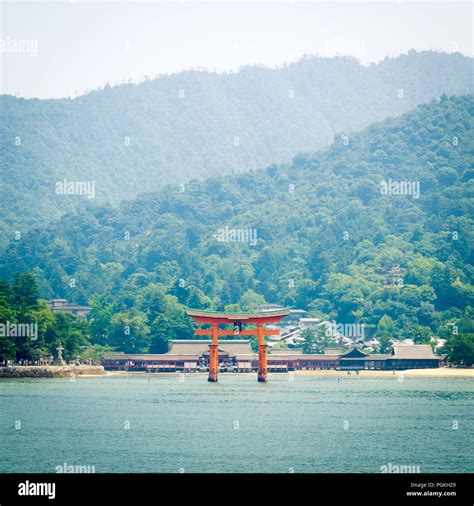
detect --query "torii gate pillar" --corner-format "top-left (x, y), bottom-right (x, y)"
top-left (257, 323), bottom-right (268, 382)
top-left (208, 323), bottom-right (219, 382)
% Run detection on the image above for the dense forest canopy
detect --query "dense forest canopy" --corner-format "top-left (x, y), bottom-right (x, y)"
top-left (2, 94), bottom-right (473, 360)
top-left (1, 51), bottom-right (473, 242)
top-left (0, 273), bottom-right (100, 363)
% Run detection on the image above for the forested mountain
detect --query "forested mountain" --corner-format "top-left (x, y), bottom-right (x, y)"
top-left (1, 51), bottom-right (473, 239)
top-left (2, 95), bottom-right (473, 354)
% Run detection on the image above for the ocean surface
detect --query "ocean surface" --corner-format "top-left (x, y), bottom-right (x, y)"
top-left (1, 373), bottom-right (472, 473)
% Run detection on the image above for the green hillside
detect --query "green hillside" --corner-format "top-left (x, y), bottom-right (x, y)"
top-left (2, 94), bottom-right (473, 355)
top-left (1, 51), bottom-right (473, 240)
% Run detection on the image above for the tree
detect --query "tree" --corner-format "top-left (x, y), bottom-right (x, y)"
top-left (0, 275), bottom-right (95, 362)
top-left (224, 304), bottom-right (241, 312)
top-left (301, 327), bottom-right (336, 354)
top-left (239, 289), bottom-right (265, 312)
top-left (0, 334), bottom-right (15, 362)
top-left (89, 294), bottom-right (115, 346)
top-left (141, 285), bottom-right (195, 353)
top-left (185, 285), bottom-right (214, 310)
top-left (322, 273), bottom-right (377, 322)
top-left (110, 311), bottom-right (150, 354)
top-left (302, 329), bottom-right (316, 354)
top-left (12, 273), bottom-right (39, 312)
top-left (443, 334), bottom-right (474, 367)
top-left (375, 315), bottom-right (396, 353)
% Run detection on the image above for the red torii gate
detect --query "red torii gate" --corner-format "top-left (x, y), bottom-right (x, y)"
top-left (185, 308), bottom-right (290, 382)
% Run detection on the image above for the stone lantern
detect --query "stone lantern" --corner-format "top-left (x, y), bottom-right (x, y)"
top-left (54, 344), bottom-right (66, 366)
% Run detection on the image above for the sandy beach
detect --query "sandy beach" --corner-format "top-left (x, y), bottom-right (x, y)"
top-left (292, 367), bottom-right (474, 378)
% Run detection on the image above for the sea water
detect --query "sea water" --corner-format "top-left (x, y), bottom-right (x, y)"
top-left (0, 374), bottom-right (472, 473)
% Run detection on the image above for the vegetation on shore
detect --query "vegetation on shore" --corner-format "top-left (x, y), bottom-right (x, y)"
top-left (0, 273), bottom-right (111, 363)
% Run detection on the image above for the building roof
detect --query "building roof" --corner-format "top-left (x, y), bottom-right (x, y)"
top-left (340, 348), bottom-right (369, 359)
top-left (339, 355), bottom-right (390, 361)
top-left (324, 348), bottom-right (344, 355)
top-left (364, 354), bottom-right (391, 360)
top-left (257, 303), bottom-right (286, 312)
top-left (59, 304), bottom-right (92, 311)
top-left (103, 353), bottom-right (199, 361)
top-left (392, 345), bottom-right (438, 360)
top-left (267, 355), bottom-right (301, 361)
top-left (269, 348), bottom-right (304, 355)
top-left (103, 352), bottom-right (126, 359)
top-left (47, 300), bottom-right (92, 311)
top-left (235, 354), bottom-right (258, 360)
top-left (168, 340), bottom-right (253, 356)
top-left (267, 354), bottom-right (339, 361)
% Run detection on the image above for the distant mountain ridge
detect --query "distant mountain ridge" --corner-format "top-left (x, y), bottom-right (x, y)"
top-left (3, 94), bottom-right (473, 304)
top-left (1, 50), bottom-right (473, 239)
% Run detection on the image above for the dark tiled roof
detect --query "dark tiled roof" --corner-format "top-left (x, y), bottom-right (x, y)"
top-left (340, 348), bottom-right (369, 358)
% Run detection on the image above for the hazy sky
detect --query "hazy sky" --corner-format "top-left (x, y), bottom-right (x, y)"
top-left (1, 1), bottom-right (472, 98)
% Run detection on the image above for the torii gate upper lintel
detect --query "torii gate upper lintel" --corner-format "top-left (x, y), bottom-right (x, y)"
top-left (185, 308), bottom-right (291, 382)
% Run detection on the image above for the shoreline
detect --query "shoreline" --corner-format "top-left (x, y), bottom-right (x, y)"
top-left (292, 367), bottom-right (474, 378)
top-left (1, 366), bottom-right (472, 379)
top-left (103, 367), bottom-right (473, 379)
top-left (0, 365), bottom-right (105, 378)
